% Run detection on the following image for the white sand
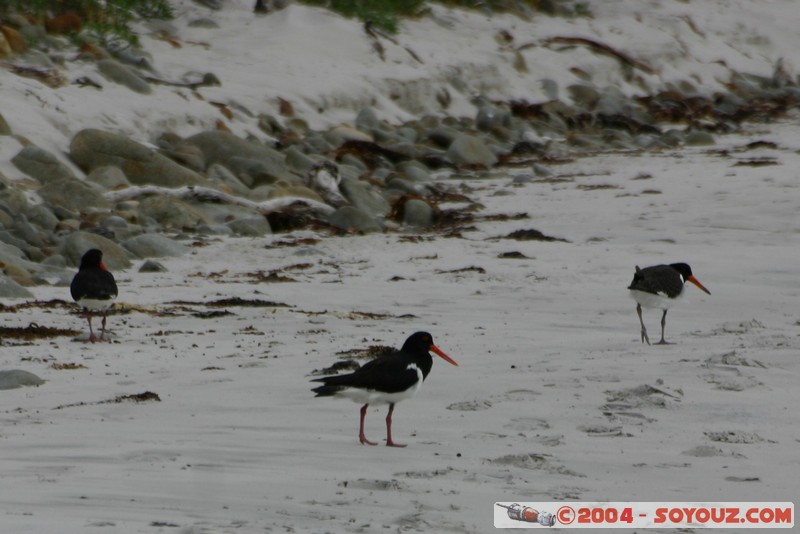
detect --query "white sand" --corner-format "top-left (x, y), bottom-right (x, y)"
top-left (1, 1), bottom-right (798, 531)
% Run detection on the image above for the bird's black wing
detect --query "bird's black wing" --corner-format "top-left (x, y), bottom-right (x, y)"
top-left (628, 264), bottom-right (684, 298)
top-left (70, 269), bottom-right (118, 301)
top-left (312, 351), bottom-right (419, 394)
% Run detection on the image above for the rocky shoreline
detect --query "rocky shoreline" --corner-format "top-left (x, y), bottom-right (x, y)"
top-left (1, 3), bottom-right (799, 298)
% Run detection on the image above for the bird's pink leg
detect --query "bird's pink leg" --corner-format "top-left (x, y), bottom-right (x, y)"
top-left (385, 403), bottom-right (406, 448)
top-left (86, 312), bottom-right (97, 343)
top-left (359, 404), bottom-right (377, 445)
top-left (656, 309), bottom-right (671, 345)
top-left (636, 303), bottom-right (650, 345)
top-left (99, 313), bottom-right (109, 342)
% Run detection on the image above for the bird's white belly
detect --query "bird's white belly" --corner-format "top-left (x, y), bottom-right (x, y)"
top-left (77, 297), bottom-right (116, 312)
top-left (337, 364), bottom-right (424, 405)
top-left (629, 289), bottom-right (683, 310)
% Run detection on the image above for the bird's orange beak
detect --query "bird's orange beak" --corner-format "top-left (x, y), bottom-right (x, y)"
top-left (431, 344), bottom-right (459, 366)
top-left (100, 261), bottom-right (108, 271)
top-left (688, 275), bottom-right (711, 295)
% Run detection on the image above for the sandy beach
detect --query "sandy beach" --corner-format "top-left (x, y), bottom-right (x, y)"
top-left (1, 1), bottom-right (798, 531)
top-left (2, 121), bottom-right (798, 531)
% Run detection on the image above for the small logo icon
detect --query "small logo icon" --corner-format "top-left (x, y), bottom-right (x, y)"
top-left (496, 503), bottom-right (556, 527)
top-left (556, 505), bottom-right (576, 524)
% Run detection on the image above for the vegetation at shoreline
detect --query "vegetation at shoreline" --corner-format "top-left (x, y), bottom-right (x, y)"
top-left (0, 0), bottom-right (173, 49)
top-left (297, 0), bottom-right (590, 33)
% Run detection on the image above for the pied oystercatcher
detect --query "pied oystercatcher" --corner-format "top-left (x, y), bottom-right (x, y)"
top-left (311, 332), bottom-right (458, 447)
top-left (70, 249), bottom-right (118, 343)
top-left (628, 262), bottom-right (710, 345)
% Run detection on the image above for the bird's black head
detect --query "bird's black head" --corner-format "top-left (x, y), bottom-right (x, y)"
top-left (669, 263), bottom-right (693, 279)
top-left (79, 249), bottom-right (105, 270)
top-left (402, 332), bottom-right (458, 366)
top-left (402, 332), bottom-right (435, 353)
top-left (670, 262), bottom-right (710, 295)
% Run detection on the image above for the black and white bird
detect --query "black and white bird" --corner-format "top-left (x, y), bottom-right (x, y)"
top-left (628, 262), bottom-right (710, 345)
top-left (311, 332), bottom-right (458, 447)
top-left (70, 249), bottom-right (118, 343)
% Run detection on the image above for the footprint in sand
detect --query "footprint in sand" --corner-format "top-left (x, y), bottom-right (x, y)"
top-left (489, 452), bottom-right (585, 477)
top-left (682, 445), bottom-right (747, 458)
top-left (704, 430), bottom-right (770, 444)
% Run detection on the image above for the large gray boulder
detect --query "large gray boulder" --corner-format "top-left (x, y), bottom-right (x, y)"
top-left (12, 146), bottom-right (76, 184)
top-left (0, 273), bottom-right (34, 298)
top-left (97, 59), bottom-right (151, 94)
top-left (183, 130), bottom-right (299, 185)
top-left (328, 206), bottom-right (382, 234)
top-left (123, 233), bottom-right (189, 258)
top-left (339, 178), bottom-right (390, 218)
top-left (0, 370), bottom-right (44, 390)
top-left (61, 231), bottom-right (132, 269)
top-left (446, 133), bottom-right (498, 167)
top-left (70, 129), bottom-right (206, 187)
top-left (38, 178), bottom-right (110, 210)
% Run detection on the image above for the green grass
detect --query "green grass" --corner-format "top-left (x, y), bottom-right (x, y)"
top-left (1, 0), bottom-right (174, 49)
top-left (297, 0), bottom-right (591, 33)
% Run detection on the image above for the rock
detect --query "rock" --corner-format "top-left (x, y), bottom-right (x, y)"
top-left (70, 129), bottom-right (206, 187)
top-left (0, 231), bottom-right (28, 252)
top-left (41, 254), bottom-right (67, 268)
top-left (401, 199), bottom-right (435, 228)
top-left (123, 234), bottom-right (189, 258)
top-left (0, 273), bottom-right (34, 298)
top-left (475, 102), bottom-right (511, 132)
top-left (19, 24), bottom-right (48, 45)
top-left (188, 17), bottom-right (219, 29)
top-left (26, 205), bottom-right (59, 232)
top-left (0, 31), bottom-right (12, 59)
top-left (0, 185), bottom-right (29, 215)
top-left (685, 130), bottom-right (716, 146)
top-left (0, 26), bottom-right (27, 54)
top-left (61, 231), bottom-right (132, 269)
top-left (225, 156), bottom-right (296, 187)
top-left (660, 129), bottom-right (685, 147)
top-left (12, 215), bottom-right (47, 248)
top-left (340, 178), bottom-right (390, 218)
top-left (267, 185), bottom-right (325, 204)
top-left (427, 125), bottom-right (460, 148)
top-left (0, 370), bottom-right (44, 390)
top-left (160, 142), bottom-right (206, 172)
top-left (137, 196), bottom-right (213, 230)
top-left (301, 162), bottom-right (347, 206)
top-left (183, 131), bottom-right (297, 184)
top-left (38, 178), bottom-right (110, 210)
top-left (205, 163), bottom-right (249, 196)
top-left (327, 125), bottom-right (374, 146)
top-left (328, 206), bottom-right (382, 234)
top-left (355, 107), bottom-right (381, 133)
top-left (139, 259), bottom-right (168, 272)
top-left (196, 223), bottom-right (234, 236)
top-left (567, 84), bottom-right (600, 110)
top-left (0, 113), bottom-right (11, 135)
top-left (97, 58), bottom-right (151, 94)
top-left (2, 259), bottom-right (35, 286)
top-left (87, 165), bottom-right (131, 190)
top-left (386, 177), bottom-right (427, 196)
top-left (540, 78), bottom-right (559, 100)
top-left (533, 163), bottom-right (553, 177)
top-left (397, 161), bottom-right (432, 183)
top-left (446, 133), bottom-right (498, 167)
top-left (284, 146), bottom-right (319, 175)
top-left (226, 216), bottom-right (272, 237)
top-left (11, 146), bottom-right (76, 184)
